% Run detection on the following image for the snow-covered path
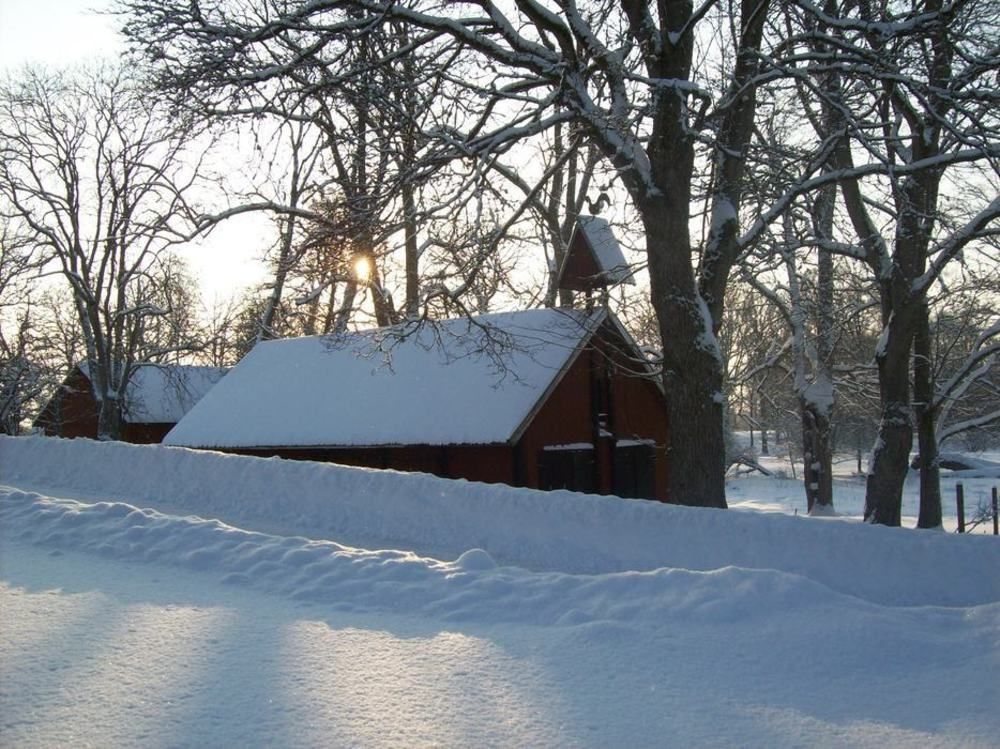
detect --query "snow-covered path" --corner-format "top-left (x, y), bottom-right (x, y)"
top-left (5, 538), bottom-right (998, 749)
top-left (2, 542), bottom-right (581, 747)
top-left (3, 496), bottom-right (999, 747)
top-left (2, 437), bottom-right (999, 747)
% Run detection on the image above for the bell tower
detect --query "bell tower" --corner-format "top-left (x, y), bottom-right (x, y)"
top-left (555, 215), bottom-right (634, 309)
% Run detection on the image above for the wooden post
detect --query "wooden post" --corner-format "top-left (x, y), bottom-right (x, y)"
top-left (993, 487), bottom-right (998, 536)
top-left (956, 483), bottom-right (965, 534)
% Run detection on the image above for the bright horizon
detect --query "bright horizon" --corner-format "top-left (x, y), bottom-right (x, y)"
top-left (0, 0), bottom-right (272, 307)
top-left (0, 1), bottom-right (648, 321)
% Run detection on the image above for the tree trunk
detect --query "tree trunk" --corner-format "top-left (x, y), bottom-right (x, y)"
top-left (334, 280), bottom-right (358, 334)
top-left (914, 301), bottom-right (942, 528)
top-left (862, 169), bottom-right (937, 526)
top-left (653, 0), bottom-right (765, 509)
top-left (402, 179), bottom-right (420, 318)
top-left (259, 214), bottom-right (296, 343)
top-left (760, 391), bottom-right (769, 456)
top-left (544, 121), bottom-right (568, 308)
top-left (398, 30), bottom-right (421, 320)
top-left (697, 0), bottom-right (770, 324)
top-left (801, 401), bottom-right (833, 514)
top-left (644, 205), bottom-right (727, 508)
top-left (864, 314), bottom-right (914, 525)
top-left (850, 0), bottom-right (948, 525)
top-left (806, 185), bottom-right (836, 514)
top-left (557, 138), bottom-right (579, 309)
top-left (369, 263), bottom-right (398, 327)
top-left (96, 392), bottom-right (123, 441)
top-left (663, 357), bottom-right (728, 507)
top-left (259, 123), bottom-right (307, 344)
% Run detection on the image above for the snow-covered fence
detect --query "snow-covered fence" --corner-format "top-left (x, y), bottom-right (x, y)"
top-left (956, 483), bottom-right (1000, 535)
top-left (958, 483), bottom-right (966, 533)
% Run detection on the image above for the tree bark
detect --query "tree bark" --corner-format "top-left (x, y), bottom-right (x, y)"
top-left (804, 186), bottom-right (836, 513)
top-left (369, 262), bottom-right (398, 327)
top-left (334, 280), bottom-right (358, 334)
top-left (856, 0), bottom-right (949, 525)
top-left (864, 313), bottom-right (914, 525)
top-left (402, 179), bottom-right (420, 318)
top-left (756, 389), bottom-right (769, 456)
top-left (914, 301), bottom-right (942, 528)
top-left (697, 0), bottom-right (770, 323)
top-left (96, 394), bottom-right (123, 441)
top-left (801, 402), bottom-right (833, 514)
top-left (644, 202), bottom-right (727, 508)
top-left (93, 361), bottom-right (125, 442)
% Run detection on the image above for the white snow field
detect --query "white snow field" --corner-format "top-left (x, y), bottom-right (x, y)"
top-left (2, 436), bottom-right (999, 747)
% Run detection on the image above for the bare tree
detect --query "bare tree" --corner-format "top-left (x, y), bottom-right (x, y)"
top-left (734, 93), bottom-right (843, 512)
top-left (909, 271), bottom-right (1000, 526)
top-left (120, 0), bottom-right (802, 507)
top-left (0, 65), bottom-right (210, 439)
top-left (786, 0), bottom-right (1000, 524)
top-left (120, 0), bottom-right (1000, 508)
top-left (0, 224), bottom-right (53, 433)
top-left (932, 289), bottom-right (1000, 451)
top-left (739, 224), bottom-right (838, 512)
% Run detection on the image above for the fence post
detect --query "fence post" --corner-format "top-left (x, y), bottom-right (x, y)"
top-left (993, 487), bottom-right (998, 536)
top-left (956, 483), bottom-right (965, 534)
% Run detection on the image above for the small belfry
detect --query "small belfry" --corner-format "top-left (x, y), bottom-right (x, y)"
top-left (555, 215), bottom-right (635, 309)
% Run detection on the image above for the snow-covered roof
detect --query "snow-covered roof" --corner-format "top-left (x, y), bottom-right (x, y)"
top-left (80, 363), bottom-right (228, 423)
top-left (571, 215), bottom-right (635, 286)
top-left (165, 308), bottom-right (606, 449)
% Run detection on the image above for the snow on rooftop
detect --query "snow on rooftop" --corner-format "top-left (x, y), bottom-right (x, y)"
top-left (165, 308), bottom-right (602, 449)
top-left (575, 215), bottom-right (635, 286)
top-left (80, 363), bottom-right (227, 423)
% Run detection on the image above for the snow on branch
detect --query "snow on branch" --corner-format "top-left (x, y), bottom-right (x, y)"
top-left (914, 196), bottom-right (1000, 296)
top-left (740, 146), bottom-right (1000, 252)
top-left (939, 408), bottom-right (1000, 446)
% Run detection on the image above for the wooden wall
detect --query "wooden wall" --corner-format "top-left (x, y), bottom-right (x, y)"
top-left (231, 325), bottom-right (669, 501)
top-left (36, 322), bottom-right (669, 501)
top-left (35, 368), bottom-right (98, 439)
top-left (513, 329), bottom-right (669, 500)
top-left (34, 368), bottom-right (174, 444)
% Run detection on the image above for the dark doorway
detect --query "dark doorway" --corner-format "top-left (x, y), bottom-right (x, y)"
top-left (538, 447), bottom-right (597, 493)
top-left (613, 443), bottom-right (656, 499)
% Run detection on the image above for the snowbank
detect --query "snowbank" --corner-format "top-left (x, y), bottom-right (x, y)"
top-left (1, 488), bottom-right (865, 628)
top-left (3, 435), bottom-right (998, 607)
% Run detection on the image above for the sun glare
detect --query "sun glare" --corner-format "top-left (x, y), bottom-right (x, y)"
top-left (353, 255), bottom-right (372, 283)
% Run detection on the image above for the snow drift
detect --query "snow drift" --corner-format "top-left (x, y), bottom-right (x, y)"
top-left (3, 435), bottom-right (998, 608)
top-left (1, 487), bottom-right (867, 628)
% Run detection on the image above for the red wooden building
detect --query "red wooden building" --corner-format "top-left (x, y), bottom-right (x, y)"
top-left (165, 216), bottom-right (669, 500)
top-left (165, 308), bottom-right (668, 500)
top-left (35, 364), bottom-right (227, 444)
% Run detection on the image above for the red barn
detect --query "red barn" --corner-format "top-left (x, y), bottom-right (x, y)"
top-left (164, 307), bottom-right (669, 500)
top-left (35, 364), bottom-right (227, 444)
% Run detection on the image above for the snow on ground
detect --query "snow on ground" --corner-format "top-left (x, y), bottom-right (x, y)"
top-left (2, 435), bottom-right (999, 747)
top-left (728, 433), bottom-right (1000, 533)
top-left (3, 436), bottom-right (996, 606)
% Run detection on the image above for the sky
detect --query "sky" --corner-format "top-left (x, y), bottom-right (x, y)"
top-left (0, 0), bottom-right (120, 68)
top-left (0, 0), bottom-right (272, 305)
top-left (0, 0), bottom-right (643, 318)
